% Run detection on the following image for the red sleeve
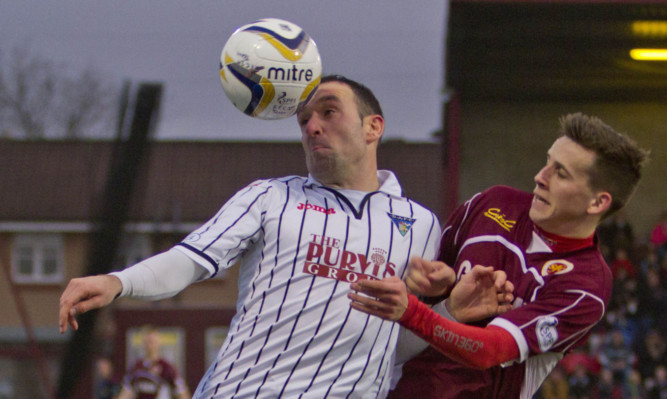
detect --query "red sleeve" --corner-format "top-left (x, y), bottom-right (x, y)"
top-left (399, 294), bottom-right (520, 369)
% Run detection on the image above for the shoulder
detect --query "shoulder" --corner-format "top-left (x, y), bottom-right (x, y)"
top-left (463, 185), bottom-right (532, 226)
top-left (479, 185), bottom-right (532, 203)
top-left (458, 185), bottom-right (531, 213)
top-left (541, 248), bottom-right (612, 303)
top-left (156, 359), bottom-right (179, 377)
top-left (235, 175), bottom-right (307, 202)
top-left (124, 359), bottom-right (144, 375)
top-left (402, 196), bottom-right (440, 219)
top-left (247, 175), bottom-right (306, 189)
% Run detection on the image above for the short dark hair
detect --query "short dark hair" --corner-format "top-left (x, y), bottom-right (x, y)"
top-left (559, 112), bottom-right (649, 219)
top-left (320, 75), bottom-right (383, 119)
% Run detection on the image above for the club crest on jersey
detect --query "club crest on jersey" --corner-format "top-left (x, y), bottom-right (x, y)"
top-left (483, 208), bottom-right (516, 231)
top-left (541, 259), bottom-right (574, 276)
top-left (388, 213), bottom-right (416, 237)
top-left (536, 316), bottom-right (559, 352)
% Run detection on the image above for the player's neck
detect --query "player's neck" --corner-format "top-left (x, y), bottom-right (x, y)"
top-left (318, 167), bottom-right (380, 191)
top-left (534, 225), bottom-right (595, 253)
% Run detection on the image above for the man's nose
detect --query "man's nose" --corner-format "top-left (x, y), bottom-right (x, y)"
top-left (534, 165), bottom-right (550, 187)
top-left (304, 113), bottom-right (323, 136)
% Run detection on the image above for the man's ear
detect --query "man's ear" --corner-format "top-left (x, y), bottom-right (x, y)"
top-left (588, 191), bottom-right (612, 216)
top-left (364, 114), bottom-right (384, 143)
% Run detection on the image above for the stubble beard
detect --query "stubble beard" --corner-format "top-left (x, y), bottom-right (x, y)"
top-left (308, 153), bottom-right (339, 183)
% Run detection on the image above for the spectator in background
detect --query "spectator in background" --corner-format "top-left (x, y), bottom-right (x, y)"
top-left (607, 250), bottom-right (641, 344)
top-left (538, 365), bottom-right (569, 399)
top-left (636, 329), bottom-right (667, 384)
top-left (117, 326), bottom-right (190, 399)
top-left (650, 210), bottom-right (667, 257)
top-left (608, 247), bottom-right (640, 340)
top-left (568, 363), bottom-right (594, 399)
top-left (639, 245), bottom-right (660, 276)
top-left (596, 368), bottom-right (621, 399)
top-left (94, 357), bottom-right (119, 399)
top-left (610, 247), bottom-right (637, 279)
top-left (558, 345), bottom-right (601, 378)
top-left (598, 211), bottom-right (635, 261)
top-left (646, 365), bottom-right (667, 399)
top-left (637, 268), bottom-right (667, 334)
top-left (598, 329), bottom-right (636, 397)
top-left (0, 370), bottom-right (13, 399)
top-left (627, 369), bottom-right (644, 399)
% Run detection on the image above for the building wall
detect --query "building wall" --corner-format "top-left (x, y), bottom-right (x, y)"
top-left (0, 231), bottom-right (242, 331)
top-left (0, 228), bottom-right (243, 398)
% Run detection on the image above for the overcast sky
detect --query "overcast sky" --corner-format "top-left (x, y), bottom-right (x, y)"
top-left (0, 1), bottom-right (447, 142)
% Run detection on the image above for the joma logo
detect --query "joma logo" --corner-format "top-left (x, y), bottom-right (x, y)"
top-left (297, 203), bottom-right (336, 214)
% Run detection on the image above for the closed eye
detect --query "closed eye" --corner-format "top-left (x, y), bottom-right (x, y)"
top-left (297, 110), bottom-right (311, 127)
top-left (555, 165), bottom-right (567, 178)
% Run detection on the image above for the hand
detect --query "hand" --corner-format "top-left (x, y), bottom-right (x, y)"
top-left (447, 265), bottom-right (515, 323)
top-left (59, 275), bottom-right (122, 333)
top-left (348, 277), bottom-right (409, 321)
top-left (405, 257), bottom-right (455, 297)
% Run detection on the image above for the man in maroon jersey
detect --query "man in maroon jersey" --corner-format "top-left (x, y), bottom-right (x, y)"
top-left (117, 326), bottom-right (190, 399)
top-left (348, 113), bottom-right (649, 398)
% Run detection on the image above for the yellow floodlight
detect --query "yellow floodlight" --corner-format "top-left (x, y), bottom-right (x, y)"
top-left (631, 21), bottom-right (667, 38)
top-left (629, 48), bottom-right (667, 61)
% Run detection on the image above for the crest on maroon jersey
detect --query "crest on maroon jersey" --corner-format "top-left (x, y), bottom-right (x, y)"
top-left (541, 259), bottom-right (574, 276)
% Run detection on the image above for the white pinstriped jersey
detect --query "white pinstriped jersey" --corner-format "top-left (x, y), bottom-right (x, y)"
top-left (175, 170), bottom-right (441, 399)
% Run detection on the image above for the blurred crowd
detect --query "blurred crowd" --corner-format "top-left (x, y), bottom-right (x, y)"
top-left (537, 211), bottom-right (667, 399)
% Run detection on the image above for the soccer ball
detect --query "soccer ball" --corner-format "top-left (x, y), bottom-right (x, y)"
top-left (219, 18), bottom-right (322, 120)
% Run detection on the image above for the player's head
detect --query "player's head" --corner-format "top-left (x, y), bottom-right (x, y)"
top-left (319, 75), bottom-right (384, 120)
top-left (141, 325), bottom-right (162, 360)
top-left (297, 75), bottom-right (384, 190)
top-left (95, 357), bottom-right (113, 379)
top-left (558, 113), bottom-right (648, 219)
top-left (530, 113), bottom-right (648, 237)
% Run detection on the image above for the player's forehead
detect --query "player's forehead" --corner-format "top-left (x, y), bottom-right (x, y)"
top-left (308, 82), bottom-right (354, 108)
top-left (548, 136), bottom-right (595, 175)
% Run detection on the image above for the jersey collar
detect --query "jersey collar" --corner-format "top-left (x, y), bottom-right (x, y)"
top-left (306, 170), bottom-right (403, 197)
top-left (533, 225), bottom-right (595, 253)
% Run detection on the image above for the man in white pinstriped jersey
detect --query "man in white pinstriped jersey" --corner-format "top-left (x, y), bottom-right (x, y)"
top-left (59, 75), bottom-right (445, 398)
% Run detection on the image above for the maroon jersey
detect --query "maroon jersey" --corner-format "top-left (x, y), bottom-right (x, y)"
top-left (391, 186), bottom-right (612, 399)
top-left (121, 358), bottom-right (188, 399)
